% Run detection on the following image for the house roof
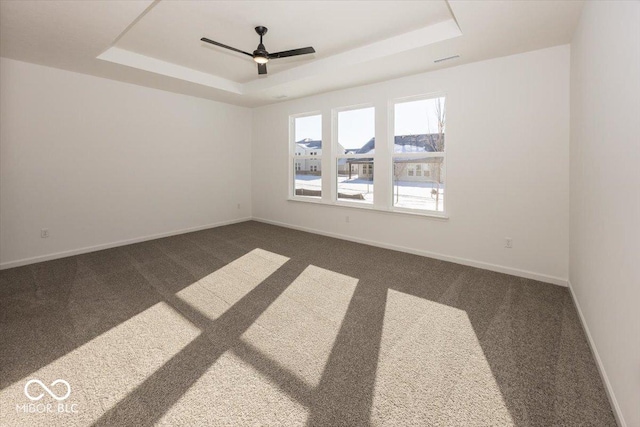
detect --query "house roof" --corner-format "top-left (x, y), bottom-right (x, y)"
top-left (296, 134), bottom-right (443, 160)
top-left (355, 134), bottom-right (444, 154)
top-left (296, 138), bottom-right (322, 150)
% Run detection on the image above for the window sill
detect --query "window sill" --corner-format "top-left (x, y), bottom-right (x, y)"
top-left (287, 197), bottom-right (449, 220)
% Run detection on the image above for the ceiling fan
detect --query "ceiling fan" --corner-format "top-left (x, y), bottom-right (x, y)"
top-left (201, 26), bottom-right (315, 75)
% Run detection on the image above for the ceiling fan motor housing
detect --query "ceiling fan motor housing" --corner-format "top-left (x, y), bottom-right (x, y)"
top-left (253, 27), bottom-right (269, 62)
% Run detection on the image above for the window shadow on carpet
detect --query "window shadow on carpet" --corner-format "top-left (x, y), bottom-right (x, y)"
top-left (0, 221), bottom-right (617, 426)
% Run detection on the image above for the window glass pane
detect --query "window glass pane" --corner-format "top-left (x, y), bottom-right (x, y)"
top-left (394, 97), bottom-right (445, 153)
top-left (337, 158), bottom-right (374, 204)
top-left (336, 107), bottom-right (375, 204)
top-left (294, 115), bottom-right (322, 151)
top-left (294, 159), bottom-right (321, 198)
top-left (338, 107), bottom-right (375, 153)
top-left (293, 114), bottom-right (322, 199)
top-left (393, 157), bottom-right (444, 212)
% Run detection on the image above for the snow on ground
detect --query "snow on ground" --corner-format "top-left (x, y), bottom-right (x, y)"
top-left (295, 175), bottom-right (444, 212)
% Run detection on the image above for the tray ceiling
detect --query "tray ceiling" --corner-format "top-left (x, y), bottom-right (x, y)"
top-left (0, 1), bottom-right (584, 107)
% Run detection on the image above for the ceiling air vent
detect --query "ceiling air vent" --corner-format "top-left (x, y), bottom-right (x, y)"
top-left (434, 55), bottom-right (460, 63)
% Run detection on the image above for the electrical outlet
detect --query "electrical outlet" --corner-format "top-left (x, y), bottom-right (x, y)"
top-left (41, 229), bottom-right (49, 238)
top-left (345, 216), bottom-right (350, 223)
top-left (505, 237), bottom-right (512, 248)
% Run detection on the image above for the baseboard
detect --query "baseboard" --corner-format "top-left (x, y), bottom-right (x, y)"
top-left (251, 217), bottom-right (568, 287)
top-left (567, 280), bottom-right (626, 427)
top-left (2, 214), bottom-right (569, 287)
top-left (0, 217), bottom-right (252, 270)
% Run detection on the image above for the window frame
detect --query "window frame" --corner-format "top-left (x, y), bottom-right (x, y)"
top-left (287, 92), bottom-right (449, 221)
top-left (390, 93), bottom-right (447, 217)
top-left (289, 111), bottom-right (323, 201)
top-left (332, 103), bottom-right (376, 207)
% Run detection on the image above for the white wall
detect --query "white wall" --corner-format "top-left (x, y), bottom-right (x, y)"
top-left (570, 2), bottom-right (640, 426)
top-left (252, 45), bottom-right (570, 285)
top-left (0, 58), bottom-right (252, 267)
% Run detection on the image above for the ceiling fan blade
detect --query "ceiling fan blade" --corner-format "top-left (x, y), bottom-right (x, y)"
top-left (269, 47), bottom-right (315, 59)
top-left (201, 37), bottom-right (253, 58)
top-left (258, 63), bottom-right (267, 75)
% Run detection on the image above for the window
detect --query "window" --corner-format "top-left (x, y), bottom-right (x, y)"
top-left (335, 106), bottom-right (375, 204)
top-left (289, 94), bottom-right (447, 218)
top-left (392, 96), bottom-right (445, 213)
top-left (291, 114), bottom-right (322, 198)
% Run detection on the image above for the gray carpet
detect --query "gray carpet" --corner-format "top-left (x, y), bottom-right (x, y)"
top-left (0, 221), bottom-right (616, 426)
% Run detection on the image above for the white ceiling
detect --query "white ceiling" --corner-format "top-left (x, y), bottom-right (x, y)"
top-left (117, 1), bottom-right (453, 83)
top-left (0, 0), bottom-right (584, 107)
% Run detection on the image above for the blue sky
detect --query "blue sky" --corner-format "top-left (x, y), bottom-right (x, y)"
top-left (295, 97), bottom-right (444, 150)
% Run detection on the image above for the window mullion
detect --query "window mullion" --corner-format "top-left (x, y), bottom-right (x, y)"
top-left (321, 108), bottom-right (332, 203)
top-left (374, 99), bottom-right (391, 210)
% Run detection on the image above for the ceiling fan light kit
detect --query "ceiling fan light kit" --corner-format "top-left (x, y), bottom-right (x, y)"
top-left (201, 26), bottom-right (315, 75)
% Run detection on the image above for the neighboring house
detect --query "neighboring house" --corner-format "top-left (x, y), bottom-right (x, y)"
top-left (391, 134), bottom-right (445, 183)
top-left (337, 150), bottom-right (359, 175)
top-left (340, 134), bottom-right (445, 183)
top-left (393, 158), bottom-right (443, 183)
top-left (295, 139), bottom-right (348, 174)
top-left (295, 134), bottom-right (444, 182)
top-left (294, 139), bottom-right (322, 173)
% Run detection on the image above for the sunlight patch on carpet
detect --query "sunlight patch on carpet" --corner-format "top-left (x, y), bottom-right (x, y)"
top-left (239, 265), bottom-right (359, 389)
top-left (176, 249), bottom-right (290, 319)
top-left (156, 350), bottom-right (310, 425)
top-left (0, 302), bottom-right (200, 426)
top-left (373, 289), bottom-right (514, 426)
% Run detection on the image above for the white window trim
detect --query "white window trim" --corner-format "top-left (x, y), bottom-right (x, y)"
top-left (288, 93), bottom-right (449, 220)
top-left (389, 93), bottom-right (447, 216)
top-left (289, 111), bottom-right (323, 201)
top-left (288, 196), bottom-right (449, 220)
top-left (332, 103), bottom-right (376, 207)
